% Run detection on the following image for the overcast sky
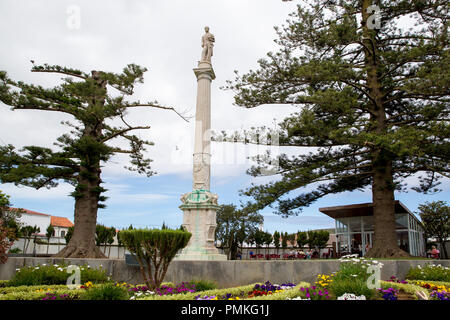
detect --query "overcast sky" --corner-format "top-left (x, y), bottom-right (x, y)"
top-left (0, 0), bottom-right (448, 233)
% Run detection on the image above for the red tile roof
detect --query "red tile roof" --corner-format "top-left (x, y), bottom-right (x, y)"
top-left (51, 216), bottom-right (74, 228)
top-left (8, 207), bottom-right (50, 216)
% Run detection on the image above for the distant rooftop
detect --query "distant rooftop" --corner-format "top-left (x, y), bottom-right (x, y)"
top-left (8, 207), bottom-right (73, 228)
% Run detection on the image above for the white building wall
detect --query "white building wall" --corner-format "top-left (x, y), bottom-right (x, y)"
top-left (19, 213), bottom-right (51, 234)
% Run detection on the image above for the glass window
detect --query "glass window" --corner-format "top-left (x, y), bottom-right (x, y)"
top-left (361, 216), bottom-right (374, 232)
top-left (397, 231), bottom-right (409, 253)
top-left (336, 218), bottom-right (349, 233)
top-left (395, 214), bottom-right (408, 229)
top-left (348, 217), bottom-right (362, 232)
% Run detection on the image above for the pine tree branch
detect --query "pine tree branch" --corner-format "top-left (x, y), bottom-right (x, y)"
top-left (125, 103), bottom-right (191, 122)
top-left (101, 126), bottom-right (151, 143)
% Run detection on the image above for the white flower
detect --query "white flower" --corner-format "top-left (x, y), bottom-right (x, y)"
top-left (287, 296), bottom-right (310, 300)
top-left (337, 293), bottom-right (366, 300)
top-left (15, 268), bottom-right (20, 271)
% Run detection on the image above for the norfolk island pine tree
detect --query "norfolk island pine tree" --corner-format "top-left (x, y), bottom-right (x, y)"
top-left (220, 0), bottom-right (449, 257)
top-left (0, 63), bottom-right (188, 258)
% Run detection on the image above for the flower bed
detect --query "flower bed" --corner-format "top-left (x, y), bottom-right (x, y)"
top-left (406, 264), bottom-right (450, 282)
top-left (8, 263), bottom-right (109, 287)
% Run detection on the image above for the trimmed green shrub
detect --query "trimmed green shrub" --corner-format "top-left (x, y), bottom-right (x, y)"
top-left (405, 264), bottom-right (450, 282)
top-left (8, 263), bottom-right (109, 286)
top-left (82, 283), bottom-right (130, 300)
top-left (119, 228), bottom-right (191, 290)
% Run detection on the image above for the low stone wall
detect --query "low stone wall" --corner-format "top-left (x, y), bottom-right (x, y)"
top-left (1, 257), bottom-right (448, 287)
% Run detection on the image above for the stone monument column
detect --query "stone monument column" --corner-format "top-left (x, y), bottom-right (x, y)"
top-left (176, 27), bottom-right (226, 261)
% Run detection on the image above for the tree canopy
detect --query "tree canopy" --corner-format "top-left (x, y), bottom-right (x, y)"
top-left (222, 0), bottom-right (449, 257)
top-left (0, 63), bottom-right (187, 258)
top-left (215, 204), bottom-right (263, 259)
top-left (418, 200), bottom-right (449, 259)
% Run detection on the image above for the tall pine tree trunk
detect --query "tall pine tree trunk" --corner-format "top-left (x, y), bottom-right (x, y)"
top-left (361, 0), bottom-right (409, 258)
top-left (54, 125), bottom-right (106, 259)
top-left (366, 157), bottom-right (409, 257)
top-left (54, 168), bottom-right (105, 258)
top-left (55, 169), bottom-right (106, 258)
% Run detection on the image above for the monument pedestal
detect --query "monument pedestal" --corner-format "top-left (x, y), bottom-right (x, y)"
top-left (175, 189), bottom-right (227, 261)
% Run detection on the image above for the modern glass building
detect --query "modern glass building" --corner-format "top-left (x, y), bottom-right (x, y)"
top-left (320, 201), bottom-right (425, 257)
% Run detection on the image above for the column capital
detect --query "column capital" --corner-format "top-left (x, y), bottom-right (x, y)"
top-left (193, 65), bottom-right (216, 80)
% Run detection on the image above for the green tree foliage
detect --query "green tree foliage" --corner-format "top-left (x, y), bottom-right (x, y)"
top-left (281, 232), bottom-right (288, 251)
top-left (273, 231), bottom-right (281, 254)
top-left (418, 201), bottom-right (449, 259)
top-left (65, 226), bottom-right (74, 244)
top-left (314, 230), bottom-right (330, 254)
top-left (215, 204), bottom-right (263, 260)
top-left (251, 229), bottom-right (267, 255)
top-left (0, 191), bottom-right (22, 240)
top-left (119, 228), bottom-right (191, 290)
top-left (296, 231), bottom-right (308, 249)
top-left (95, 224), bottom-right (116, 257)
top-left (307, 231), bottom-right (316, 251)
top-left (221, 0), bottom-right (449, 257)
top-left (263, 230), bottom-right (273, 255)
top-left (0, 63), bottom-right (187, 258)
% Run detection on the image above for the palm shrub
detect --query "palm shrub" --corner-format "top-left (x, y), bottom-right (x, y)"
top-left (119, 228), bottom-right (191, 290)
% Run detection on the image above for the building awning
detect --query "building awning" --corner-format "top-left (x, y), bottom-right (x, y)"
top-left (319, 200), bottom-right (410, 219)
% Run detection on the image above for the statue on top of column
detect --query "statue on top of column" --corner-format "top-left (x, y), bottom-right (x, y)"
top-left (201, 26), bottom-right (215, 63)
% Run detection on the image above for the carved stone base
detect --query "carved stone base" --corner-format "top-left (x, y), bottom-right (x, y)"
top-left (176, 189), bottom-right (227, 261)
